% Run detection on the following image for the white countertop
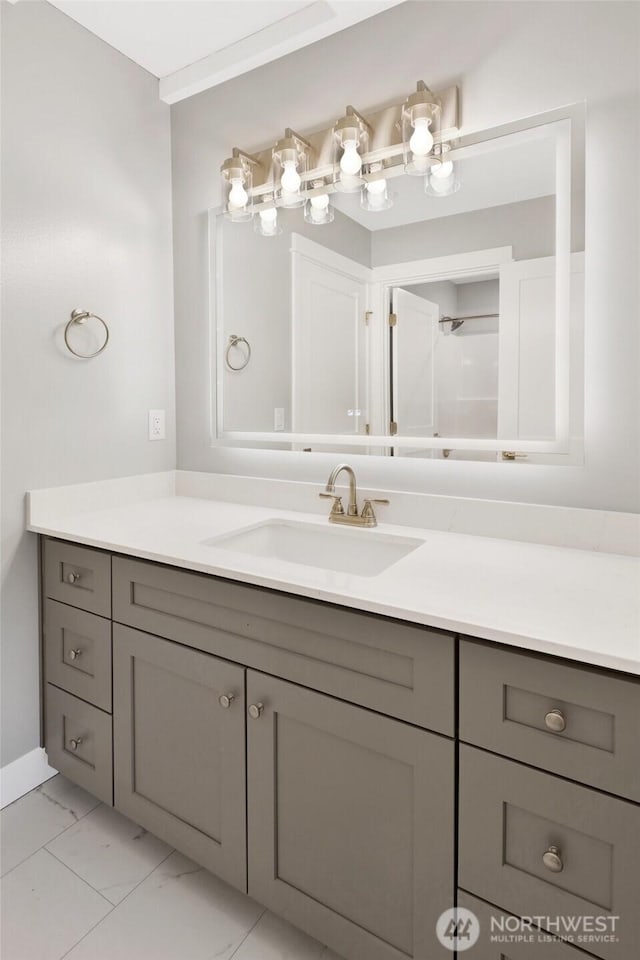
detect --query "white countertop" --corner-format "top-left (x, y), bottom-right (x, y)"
top-left (27, 473), bottom-right (640, 676)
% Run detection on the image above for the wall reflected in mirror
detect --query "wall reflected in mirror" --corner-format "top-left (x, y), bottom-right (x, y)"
top-left (213, 116), bottom-right (583, 462)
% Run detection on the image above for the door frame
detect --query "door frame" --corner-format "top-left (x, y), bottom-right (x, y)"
top-left (371, 246), bottom-right (512, 441)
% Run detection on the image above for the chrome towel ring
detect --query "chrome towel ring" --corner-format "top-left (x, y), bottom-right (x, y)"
top-left (226, 334), bottom-right (251, 371)
top-left (64, 309), bottom-right (110, 359)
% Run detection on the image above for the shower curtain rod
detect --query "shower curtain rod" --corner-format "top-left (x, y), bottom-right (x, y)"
top-left (439, 313), bottom-right (499, 323)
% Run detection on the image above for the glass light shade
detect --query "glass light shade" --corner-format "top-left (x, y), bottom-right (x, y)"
top-left (425, 171), bottom-right (460, 197)
top-left (424, 145), bottom-right (460, 197)
top-left (303, 191), bottom-right (334, 225)
top-left (333, 114), bottom-right (369, 193)
top-left (254, 205), bottom-right (282, 237)
top-left (402, 90), bottom-right (440, 176)
top-left (221, 155), bottom-right (253, 222)
top-left (272, 138), bottom-right (307, 209)
top-left (360, 175), bottom-right (393, 212)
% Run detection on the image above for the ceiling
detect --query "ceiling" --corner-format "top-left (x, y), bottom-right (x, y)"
top-left (44, 0), bottom-right (405, 103)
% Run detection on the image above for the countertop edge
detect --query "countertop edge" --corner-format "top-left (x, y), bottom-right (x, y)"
top-left (29, 522), bottom-right (640, 678)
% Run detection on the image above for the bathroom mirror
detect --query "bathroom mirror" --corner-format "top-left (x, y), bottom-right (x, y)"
top-left (210, 105), bottom-right (585, 462)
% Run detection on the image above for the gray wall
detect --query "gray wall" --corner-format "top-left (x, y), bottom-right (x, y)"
top-left (1, 2), bottom-right (175, 766)
top-left (372, 197), bottom-right (555, 267)
top-left (171, 0), bottom-right (640, 513)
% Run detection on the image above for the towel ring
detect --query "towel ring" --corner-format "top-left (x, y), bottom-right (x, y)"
top-left (226, 334), bottom-right (251, 371)
top-left (64, 309), bottom-right (110, 359)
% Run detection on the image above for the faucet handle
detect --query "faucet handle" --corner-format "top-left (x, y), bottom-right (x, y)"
top-left (361, 498), bottom-right (390, 522)
top-left (319, 492), bottom-right (345, 516)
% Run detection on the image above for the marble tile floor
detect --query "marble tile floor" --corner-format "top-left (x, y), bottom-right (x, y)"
top-left (0, 775), bottom-right (343, 960)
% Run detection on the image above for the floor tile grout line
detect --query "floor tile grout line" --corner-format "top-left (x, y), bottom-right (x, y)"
top-left (44, 848), bottom-right (117, 909)
top-left (57, 847), bottom-right (177, 960)
top-left (57, 897), bottom-right (119, 960)
top-left (227, 907), bottom-right (268, 959)
top-left (1, 796), bottom-right (103, 881)
top-left (49, 840), bottom-right (177, 911)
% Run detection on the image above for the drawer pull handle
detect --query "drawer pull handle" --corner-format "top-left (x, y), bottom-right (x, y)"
top-left (68, 737), bottom-right (83, 751)
top-left (544, 709), bottom-right (566, 733)
top-left (248, 702), bottom-right (264, 720)
top-left (68, 649), bottom-right (83, 661)
top-left (66, 572), bottom-right (81, 585)
top-left (219, 693), bottom-right (235, 709)
top-left (542, 845), bottom-right (564, 873)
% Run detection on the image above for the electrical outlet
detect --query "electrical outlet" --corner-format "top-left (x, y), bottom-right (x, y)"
top-left (148, 409), bottom-right (166, 440)
top-left (274, 407), bottom-right (285, 431)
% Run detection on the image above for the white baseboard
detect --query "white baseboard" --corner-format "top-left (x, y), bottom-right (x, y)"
top-left (1, 747), bottom-right (58, 809)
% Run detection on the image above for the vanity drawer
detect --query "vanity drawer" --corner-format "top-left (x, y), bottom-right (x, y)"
top-left (459, 640), bottom-right (640, 801)
top-left (45, 684), bottom-right (113, 805)
top-left (44, 539), bottom-right (111, 617)
top-left (458, 746), bottom-right (640, 960)
top-left (457, 892), bottom-right (601, 959)
top-left (44, 600), bottom-right (112, 712)
top-left (112, 557), bottom-right (455, 735)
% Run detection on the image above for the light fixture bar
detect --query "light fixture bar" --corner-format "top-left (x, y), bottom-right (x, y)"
top-left (231, 83), bottom-right (459, 202)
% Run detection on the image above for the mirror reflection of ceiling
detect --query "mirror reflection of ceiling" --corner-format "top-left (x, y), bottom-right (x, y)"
top-left (333, 136), bottom-right (556, 230)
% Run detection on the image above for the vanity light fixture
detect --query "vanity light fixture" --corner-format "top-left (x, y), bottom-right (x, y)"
top-left (425, 143), bottom-right (460, 197)
top-left (361, 163), bottom-right (393, 212)
top-left (272, 129), bottom-right (312, 209)
top-left (220, 148), bottom-right (259, 222)
top-left (402, 81), bottom-right (441, 176)
top-left (254, 196), bottom-right (282, 237)
top-left (333, 106), bottom-right (372, 193)
top-left (304, 181), bottom-right (334, 225)
top-left (221, 80), bottom-right (459, 236)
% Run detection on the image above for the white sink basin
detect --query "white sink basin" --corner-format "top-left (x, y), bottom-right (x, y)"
top-left (203, 519), bottom-right (424, 577)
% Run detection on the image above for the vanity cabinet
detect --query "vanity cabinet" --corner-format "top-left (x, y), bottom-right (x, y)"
top-left (40, 537), bottom-right (640, 960)
top-left (112, 624), bottom-right (247, 891)
top-left (41, 538), bottom-right (456, 960)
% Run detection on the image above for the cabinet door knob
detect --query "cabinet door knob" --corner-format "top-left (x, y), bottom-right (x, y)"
top-left (542, 845), bottom-right (564, 873)
top-left (544, 708), bottom-right (566, 733)
top-left (68, 737), bottom-right (83, 751)
top-left (219, 693), bottom-right (235, 709)
top-left (248, 702), bottom-right (264, 720)
top-left (68, 648), bottom-right (82, 661)
top-left (66, 572), bottom-right (81, 585)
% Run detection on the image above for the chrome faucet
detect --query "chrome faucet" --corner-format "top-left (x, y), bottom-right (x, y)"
top-left (319, 463), bottom-right (389, 528)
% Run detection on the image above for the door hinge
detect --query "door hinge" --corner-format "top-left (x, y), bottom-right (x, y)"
top-left (389, 313), bottom-right (397, 327)
top-left (501, 451), bottom-right (528, 461)
top-left (365, 423), bottom-right (370, 435)
top-left (389, 421), bottom-right (398, 435)
top-left (364, 310), bottom-right (373, 325)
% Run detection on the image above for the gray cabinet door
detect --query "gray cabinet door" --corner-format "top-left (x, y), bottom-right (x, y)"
top-left (459, 639), bottom-right (640, 801)
top-left (45, 683), bottom-right (113, 806)
top-left (458, 745), bottom-right (640, 960)
top-left (44, 539), bottom-right (111, 617)
top-left (457, 892), bottom-right (600, 959)
top-left (113, 625), bottom-right (247, 892)
top-left (44, 600), bottom-right (112, 712)
top-left (247, 671), bottom-right (454, 960)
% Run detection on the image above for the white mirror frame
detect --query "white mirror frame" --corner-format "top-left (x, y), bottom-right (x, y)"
top-left (209, 104), bottom-right (585, 460)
